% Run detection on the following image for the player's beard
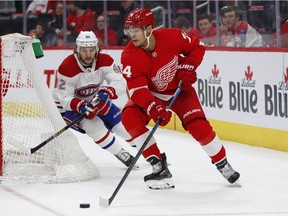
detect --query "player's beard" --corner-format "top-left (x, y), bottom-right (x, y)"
top-left (79, 53), bottom-right (97, 66)
top-left (77, 51), bottom-right (97, 66)
top-left (84, 58), bottom-right (93, 65)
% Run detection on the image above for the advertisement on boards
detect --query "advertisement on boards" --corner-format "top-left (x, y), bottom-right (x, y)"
top-left (197, 50), bottom-right (287, 131)
top-left (37, 48), bottom-right (288, 151)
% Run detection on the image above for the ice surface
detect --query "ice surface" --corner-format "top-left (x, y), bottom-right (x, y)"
top-left (1, 128), bottom-right (288, 216)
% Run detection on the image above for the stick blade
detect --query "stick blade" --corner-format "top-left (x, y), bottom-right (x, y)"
top-left (99, 196), bottom-right (110, 207)
top-left (5, 136), bottom-right (31, 154)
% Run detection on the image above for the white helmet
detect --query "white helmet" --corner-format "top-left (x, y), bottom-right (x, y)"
top-left (76, 31), bottom-right (99, 52)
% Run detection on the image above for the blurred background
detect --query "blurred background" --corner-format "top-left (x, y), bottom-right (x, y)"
top-left (0, 0), bottom-right (287, 48)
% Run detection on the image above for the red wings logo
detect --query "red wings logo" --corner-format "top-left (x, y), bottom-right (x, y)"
top-left (245, 66), bottom-right (253, 81)
top-left (151, 56), bottom-right (178, 91)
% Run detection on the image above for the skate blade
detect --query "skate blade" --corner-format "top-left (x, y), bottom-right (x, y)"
top-left (146, 178), bottom-right (175, 190)
top-left (123, 164), bottom-right (139, 170)
top-left (132, 164), bottom-right (140, 169)
top-left (232, 179), bottom-right (241, 187)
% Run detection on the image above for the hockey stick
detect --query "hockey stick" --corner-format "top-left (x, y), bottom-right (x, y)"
top-left (7, 112), bottom-right (87, 154)
top-left (99, 81), bottom-right (182, 207)
top-left (7, 98), bottom-right (100, 154)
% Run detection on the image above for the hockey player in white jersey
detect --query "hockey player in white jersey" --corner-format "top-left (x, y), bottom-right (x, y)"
top-left (53, 31), bottom-right (135, 167)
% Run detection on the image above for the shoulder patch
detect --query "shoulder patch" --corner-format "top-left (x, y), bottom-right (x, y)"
top-left (96, 53), bottom-right (114, 69)
top-left (113, 64), bottom-right (121, 73)
top-left (58, 54), bottom-right (81, 77)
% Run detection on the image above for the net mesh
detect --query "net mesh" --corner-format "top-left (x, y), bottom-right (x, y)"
top-left (0, 33), bottom-right (99, 184)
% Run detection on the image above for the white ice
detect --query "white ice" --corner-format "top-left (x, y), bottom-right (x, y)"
top-left (1, 128), bottom-right (288, 216)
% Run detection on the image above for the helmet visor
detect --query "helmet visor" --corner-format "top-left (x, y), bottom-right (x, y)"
top-left (124, 26), bottom-right (145, 36)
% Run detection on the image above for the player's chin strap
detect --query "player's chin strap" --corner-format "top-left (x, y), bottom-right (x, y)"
top-left (142, 29), bottom-right (153, 49)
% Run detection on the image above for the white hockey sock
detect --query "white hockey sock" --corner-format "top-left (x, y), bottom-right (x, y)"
top-left (201, 135), bottom-right (223, 157)
top-left (130, 130), bottom-right (156, 151)
top-left (111, 122), bottom-right (136, 147)
top-left (95, 131), bottom-right (122, 155)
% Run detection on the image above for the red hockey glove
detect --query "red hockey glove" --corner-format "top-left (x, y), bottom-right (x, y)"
top-left (76, 100), bottom-right (97, 119)
top-left (95, 92), bottom-right (112, 116)
top-left (145, 101), bottom-right (172, 126)
top-left (98, 86), bottom-right (118, 100)
top-left (177, 68), bottom-right (197, 91)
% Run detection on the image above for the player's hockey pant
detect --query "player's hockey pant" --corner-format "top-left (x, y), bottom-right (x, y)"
top-left (63, 102), bottom-right (121, 133)
top-left (122, 102), bottom-right (162, 161)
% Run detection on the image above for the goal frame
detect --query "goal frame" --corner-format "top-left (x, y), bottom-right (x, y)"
top-left (0, 33), bottom-right (99, 184)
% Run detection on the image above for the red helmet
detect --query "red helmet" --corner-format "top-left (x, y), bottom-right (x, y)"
top-left (124, 8), bottom-right (154, 33)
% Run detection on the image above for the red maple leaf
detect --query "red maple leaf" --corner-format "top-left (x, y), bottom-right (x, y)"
top-left (245, 66), bottom-right (253, 81)
top-left (285, 67), bottom-right (288, 83)
top-left (212, 64), bottom-right (219, 78)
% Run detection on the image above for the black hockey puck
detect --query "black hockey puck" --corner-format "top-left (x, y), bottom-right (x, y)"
top-left (80, 203), bottom-right (90, 208)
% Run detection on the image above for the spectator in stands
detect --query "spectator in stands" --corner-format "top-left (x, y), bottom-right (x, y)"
top-left (197, 13), bottom-right (217, 46)
top-left (48, 2), bottom-right (64, 46)
top-left (268, 4), bottom-right (288, 47)
top-left (26, 0), bottom-right (55, 33)
top-left (94, 15), bottom-right (117, 46)
top-left (219, 5), bottom-right (263, 47)
top-left (30, 22), bottom-right (57, 47)
top-left (117, 0), bottom-right (140, 46)
top-left (174, 15), bottom-right (200, 38)
top-left (278, 4), bottom-right (288, 47)
top-left (66, 1), bottom-right (96, 45)
top-left (248, 1), bottom-right (276, 34)
top-left (26, 0), bottom-right (50, 17)
top-left (46, 1), bottom-right (65, 16)
top-left (84, 1), bottom-right (103, 16)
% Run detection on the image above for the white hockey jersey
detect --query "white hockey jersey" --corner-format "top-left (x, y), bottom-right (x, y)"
top-left (53, 52), bottom-right (126, 113)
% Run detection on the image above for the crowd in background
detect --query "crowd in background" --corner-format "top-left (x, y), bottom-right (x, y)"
top-left (0, 0), bottom-right (287, 48)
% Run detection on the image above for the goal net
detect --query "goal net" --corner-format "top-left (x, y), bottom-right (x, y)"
top-left (0, 33), bottom-right (99, 184)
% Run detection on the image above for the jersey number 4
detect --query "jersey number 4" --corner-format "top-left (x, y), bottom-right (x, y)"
top-left (122, 65), bottom-right (132, 78)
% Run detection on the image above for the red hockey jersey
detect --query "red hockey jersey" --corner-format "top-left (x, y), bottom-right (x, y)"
top-left (121, 28), bottom-right (205, 108)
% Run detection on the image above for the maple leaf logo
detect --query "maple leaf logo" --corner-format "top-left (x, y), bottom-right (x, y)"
top-left (212, 64), bottom-right (219, 78)
top-left (285, 67), bottom-right (288, 83)
top-left (245, 66), bottom-right (253, 81)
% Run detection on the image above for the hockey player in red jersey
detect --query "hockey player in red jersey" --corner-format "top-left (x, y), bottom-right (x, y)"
top-left (53, 31), bottom-right (135, 167)
top-left (121, 8), bottom-right (240, 189)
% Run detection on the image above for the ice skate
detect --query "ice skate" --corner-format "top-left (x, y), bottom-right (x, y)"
top-left (115, 148), bottom-right (138, 168)
top-left (216, 158), bottom-right (240, 185)
top-left (144, 153), bottom-right (175, 190)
